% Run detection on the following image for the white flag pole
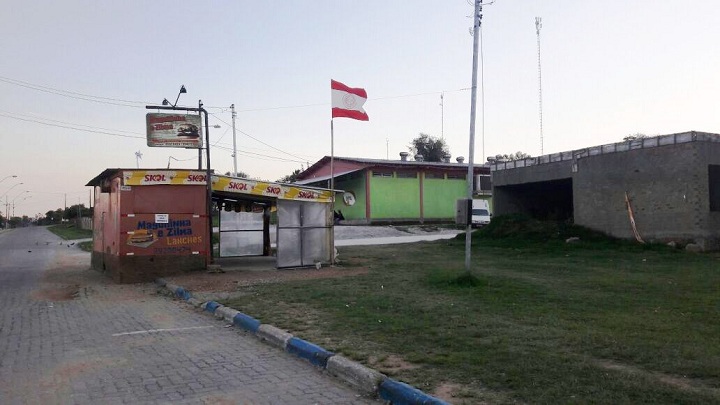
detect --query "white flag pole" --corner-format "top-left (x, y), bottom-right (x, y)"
top-left (330, 118), bottom-right (335, 265)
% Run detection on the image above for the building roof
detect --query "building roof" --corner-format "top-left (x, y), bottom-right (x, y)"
top-left (490, 131), bottom-right (720, 172)
top-left (296, 156), bottom-right (489, 182)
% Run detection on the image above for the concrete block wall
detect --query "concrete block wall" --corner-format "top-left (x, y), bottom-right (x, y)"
top-left (574, 142), bottom-right (720, 247)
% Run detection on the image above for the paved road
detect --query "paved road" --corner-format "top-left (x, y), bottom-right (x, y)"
top-left (0, 227), bottom-right (375, 404)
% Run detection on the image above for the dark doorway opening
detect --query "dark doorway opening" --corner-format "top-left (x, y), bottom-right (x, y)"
top-left (495, 178), bottom-right (574, 221)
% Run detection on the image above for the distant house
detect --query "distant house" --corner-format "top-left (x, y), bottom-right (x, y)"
top-left (295, 154), bottom-right (491, 224)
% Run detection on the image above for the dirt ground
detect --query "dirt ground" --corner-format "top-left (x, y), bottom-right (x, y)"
top-left (164, 266), bottom-right (369, 296)
top-left (166, 224), bottom-right (457, 297)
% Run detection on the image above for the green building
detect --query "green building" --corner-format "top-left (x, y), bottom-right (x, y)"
top-left (295, 155), bottom-right (492, 224)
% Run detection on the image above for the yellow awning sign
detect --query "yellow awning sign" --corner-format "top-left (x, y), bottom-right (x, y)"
top-left (212, 176), bottom-right (333, 203)
top-left (123, 171), bottom-right (208, 186)
top-left (121, 171), bottom-right (332, 203)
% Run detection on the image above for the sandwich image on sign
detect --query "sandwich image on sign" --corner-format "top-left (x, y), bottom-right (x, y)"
top-left (127, 229), bottom-right (157, 247)
top-left (177, 124), bottom-right (199, 138)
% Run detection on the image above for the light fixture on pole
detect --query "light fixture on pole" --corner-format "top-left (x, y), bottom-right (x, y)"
top-left (161, 85), bottom-right (187, 108)
top-left (2, 182), bottom-right (22, 228)
top-left (1, 175), bottom-right (17, 183)
top-left (11, 191), bottom-right (29, 218)
top-left (1, 182), bottom-right (23, 199)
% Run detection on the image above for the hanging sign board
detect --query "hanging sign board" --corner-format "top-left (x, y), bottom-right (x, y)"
top-left (146, 113), bottom-right (203, 148)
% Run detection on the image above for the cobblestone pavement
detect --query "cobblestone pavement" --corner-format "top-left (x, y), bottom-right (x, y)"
top-left (0, 227), bottom-right (376, 404)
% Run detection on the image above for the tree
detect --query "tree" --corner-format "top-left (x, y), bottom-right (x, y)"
top-left (409, 133), bottom-right (449, 162)
top-left (277, 169), bottom-right (302, 183)
top-left (224, 171), bottom-right (249, 178)
top-left (491, 151), bottom-right (531, 162)
top-left (623, 133), bottom-right (648, 141)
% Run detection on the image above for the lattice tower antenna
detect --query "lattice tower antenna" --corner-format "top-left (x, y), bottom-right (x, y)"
top-left (536, 16), bottom-right (544, 155)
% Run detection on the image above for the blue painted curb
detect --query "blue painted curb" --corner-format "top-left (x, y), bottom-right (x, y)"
top-left (204, 301), bottom-right (221, 313)
top-left (175, 287), bottom-right (192, 301)
top-left (233, 312), bottom-right (261, 333)
top-left (379, 379), bottom-right (449, 405)
top-left (286, 337), bottom-right (334, 368)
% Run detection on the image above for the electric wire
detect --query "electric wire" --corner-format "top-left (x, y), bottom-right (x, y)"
top-left (0, 109), bottom-right (143, 136)
top-left (212, 143), bottom-right (307, 164)
top-left (1, 74), bottom-right (470, 113)
top-left (0, 111), bottom-right (145, 140)
top-left (209, 113), bottom-right (307, 162)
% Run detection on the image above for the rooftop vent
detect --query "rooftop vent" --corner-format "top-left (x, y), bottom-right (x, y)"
top-left (414, 154), bottom-right (424, 162)
top-left (443, 154), bottom-right (451, 163)
top-left (456, 156), bottom-right (465, 164)
top-left (399, 152), bottom-right (409, 161)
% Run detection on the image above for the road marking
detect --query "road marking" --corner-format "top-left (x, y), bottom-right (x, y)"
top-left (112, 326), bottom-right (214, 336)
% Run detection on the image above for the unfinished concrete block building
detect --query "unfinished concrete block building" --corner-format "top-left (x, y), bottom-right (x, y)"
top-left (491, 131), bottom-right (720, 250)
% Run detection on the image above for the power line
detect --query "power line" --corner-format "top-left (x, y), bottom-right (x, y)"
top-left (0, 111), bottom-right (145, 140)
top-left (1, 74), bottom-right (472, 114)
top-left (212, 143), bottom-right (307, 164)
top-left (227, 87), bottom-right (472, 113)
top-left (0, 108), bottom-right (312, 163)
top-left (0, 77), bottom-right (147, 108)
top-left (0, 75), bottom-right (148, 104)
top-left (209, 113), bottom-right (307, 162)
top-left (0, 109), bottom-right (143, 136)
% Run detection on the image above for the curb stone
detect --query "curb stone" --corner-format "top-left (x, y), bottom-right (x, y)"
top-left (380, 379), bottom-right (448, 405)
top-left (256, 324), bottom-right (293, 349)
top-left (286, 337), bottom-right (334, 368)
top-left (327, 355), bottom-right (386, 397)
top-left (215, 306), bottom-right (240, 323)
top-left (155, 279), bottom-right (449, 405)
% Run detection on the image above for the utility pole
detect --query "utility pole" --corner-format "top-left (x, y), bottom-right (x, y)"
top-left (198, 100), bottom-right (203, 170)
top-left (465, 0), bottom-right (485, 274)
top-left (440, 92), bottom-right (444, 139)
top-left (536, 16), bottom-right (544, 155)
top-left (231, 103), bottom-right (238, 176)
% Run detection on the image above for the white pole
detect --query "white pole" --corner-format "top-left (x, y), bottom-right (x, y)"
top-left (536, 17), bottom-right (544, 155)
top-left (465, 0), bottom-right (482, 273)
top-left (231, 104), bottom-right (238, 176)
top-left (330, 119), bottom-right (335, 265)
top-left (440, 92), bottom-right (444, 139)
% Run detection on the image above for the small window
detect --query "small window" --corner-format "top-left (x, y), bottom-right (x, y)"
top-left (425, 172), bottom-right (444, 179)
top-left (447, 173), bottom-right (466, 180)
top-left (396, 171), bottom-right (417, 179)
top-left (710, 165), bottom-right (720, 211)
top-left (372, 171), bottom-right (393, 178)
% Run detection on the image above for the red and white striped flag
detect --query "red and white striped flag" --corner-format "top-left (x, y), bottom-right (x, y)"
top-left (331, 80), bottom-right (369, 121)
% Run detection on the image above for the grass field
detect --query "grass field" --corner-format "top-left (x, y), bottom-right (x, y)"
top-left (223, 217), bottom-right (720, 404)
top-left (47, 223), bottom-right (93, 240)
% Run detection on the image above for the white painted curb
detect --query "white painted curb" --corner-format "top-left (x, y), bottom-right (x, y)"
top-left (256, 324), bottom-right (293, 349)
top-left (327, 355), bottom-right (386, 396)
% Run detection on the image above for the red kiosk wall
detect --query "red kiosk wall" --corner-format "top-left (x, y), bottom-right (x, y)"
top-left (103, 181), bottom-right (208, 283)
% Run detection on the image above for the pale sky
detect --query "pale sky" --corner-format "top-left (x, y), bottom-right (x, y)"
top-left (1, 1), bottom-right (718, 218)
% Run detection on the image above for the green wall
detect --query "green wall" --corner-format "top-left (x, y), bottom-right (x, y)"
top-left (369, 175), bottom-right (420, 219)
top-left (423, 177), bottom-right (467, 218)
top-left (334, 175), bottom-right (367, 220)
top-left (315, 169), bottom-right (491, 222)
